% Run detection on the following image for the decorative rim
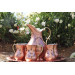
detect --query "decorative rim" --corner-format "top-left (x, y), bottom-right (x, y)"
top-left (14, 43), bottom-right (27, 45)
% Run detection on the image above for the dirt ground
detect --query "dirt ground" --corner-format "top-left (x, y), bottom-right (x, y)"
top-left (58, 44), bottom-right (75, 58)
top-left (0, 42), bottom-right (75, 62)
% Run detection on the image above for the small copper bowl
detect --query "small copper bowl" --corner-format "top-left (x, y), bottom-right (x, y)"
top-left (25, 45), bottom-right (37, 62)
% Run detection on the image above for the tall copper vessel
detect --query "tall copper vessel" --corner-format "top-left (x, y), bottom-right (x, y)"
top-left (26, 24), bottom-right (48, 60)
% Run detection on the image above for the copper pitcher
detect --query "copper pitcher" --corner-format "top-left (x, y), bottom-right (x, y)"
top-left (27, 24), bottom-right (51, 60)
top-left (27, 24), bottom-right (51, 46)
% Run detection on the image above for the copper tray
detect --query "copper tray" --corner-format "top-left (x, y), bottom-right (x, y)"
top-left (7, 56), bottom-right (66, 62)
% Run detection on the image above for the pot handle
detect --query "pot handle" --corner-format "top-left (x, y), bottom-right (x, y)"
top-left (44, 27), bottom-right (51, 44)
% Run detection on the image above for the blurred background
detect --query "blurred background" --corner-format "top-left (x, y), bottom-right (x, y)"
top-left (0, 12), bottom-right (75, 47)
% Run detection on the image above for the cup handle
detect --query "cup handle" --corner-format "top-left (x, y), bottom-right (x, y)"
top-left (12, 44), bottom-right (16, 53)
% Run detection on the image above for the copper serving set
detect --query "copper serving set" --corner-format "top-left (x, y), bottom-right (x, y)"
top-left (7, 24), bottom-right (65, 62)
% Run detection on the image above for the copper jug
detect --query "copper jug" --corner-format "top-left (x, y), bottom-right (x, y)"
top-left (27, 24), bottom-right (51, 60)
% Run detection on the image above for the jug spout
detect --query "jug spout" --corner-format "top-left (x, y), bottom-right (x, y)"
top-left (27, 24), bottom-right (42, 34)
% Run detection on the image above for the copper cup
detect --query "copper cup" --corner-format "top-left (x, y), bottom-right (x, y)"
top-left (45, 44), bottom-right (55, 61)
top-left (25, 45), bottom-right (37, 62)
top-left (14, 43), bottom-right (26, 61)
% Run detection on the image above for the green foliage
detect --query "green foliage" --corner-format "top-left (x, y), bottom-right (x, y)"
top-left (0, 12), bottom-right (75, 47)
top-left (0, 12), bottom-right (16, 43)
top-left (0, 12), bottom-right (31, 43)
top-left (28, 12), bottom-right (75, 47)
top-left (0, 12), bottom-right (16, 27)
